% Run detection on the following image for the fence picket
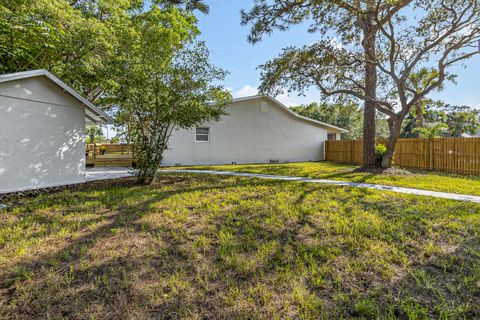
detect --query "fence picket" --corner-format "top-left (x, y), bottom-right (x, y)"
top-left (325, 138), bottom-right (480, 175)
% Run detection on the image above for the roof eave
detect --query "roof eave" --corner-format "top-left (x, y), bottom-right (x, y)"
top-left (231, 95), bottom-right (348, 133)
top-left (0, 69), bottom-right (114, 125)
top-left (43, 70), bottom-right (114, 125)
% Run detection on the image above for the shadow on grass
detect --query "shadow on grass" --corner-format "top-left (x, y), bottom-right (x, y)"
top-left (0, 174), bottom-right (479, 319)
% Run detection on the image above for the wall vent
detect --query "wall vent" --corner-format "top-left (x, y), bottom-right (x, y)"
top-left (260, 102), bottom-right (269, 112)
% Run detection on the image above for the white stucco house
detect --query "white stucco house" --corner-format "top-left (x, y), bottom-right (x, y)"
top-left (0, 69), bottom-right (113, 194)
top-left (163, 95), bottom-right (347, 166)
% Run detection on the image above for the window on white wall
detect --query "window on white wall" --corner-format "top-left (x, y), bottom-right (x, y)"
top-left (327, 133), bottom-right (336, 141)
top-left (195, 127), bottom-right (209, 142)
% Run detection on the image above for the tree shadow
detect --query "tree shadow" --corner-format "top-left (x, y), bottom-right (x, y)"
top-left (0, 174), bottom-right (478, 319)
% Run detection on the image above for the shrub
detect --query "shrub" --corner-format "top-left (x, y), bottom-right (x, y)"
top-left (375, 144), bottom-right (387, 165)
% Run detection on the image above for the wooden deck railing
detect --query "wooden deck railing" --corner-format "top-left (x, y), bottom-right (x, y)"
top-left (325, 138), bottom-right (480, 175)
top-left (86, 144), bottom-right (136, 167)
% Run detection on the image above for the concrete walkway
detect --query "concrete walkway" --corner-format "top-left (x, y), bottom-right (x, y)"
top-left (86, 167), bottom-right (137, 182)
top-left (160, 169), bottom-right (480, 204)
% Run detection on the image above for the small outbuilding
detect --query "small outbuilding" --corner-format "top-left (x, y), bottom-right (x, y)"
top-left (0, 70), bottom-right (113, 193)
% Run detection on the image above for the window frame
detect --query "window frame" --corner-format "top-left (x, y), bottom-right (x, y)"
top-left (195, 127), bottom-right (210, 143)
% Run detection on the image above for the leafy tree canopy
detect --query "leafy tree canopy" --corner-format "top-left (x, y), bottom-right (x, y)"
top-left (445, 105), bottom-right (480, 137)
top-left (0, 0), bottom-right (209, 107)
top-left (1, 0), bottom-right (228, 184)
top-left (85, 126), bottom-right (105, 144)
top-left (113, 7), bottom-right (231, 183)
top-left (242, 0), bottom-right (480, 167)
top-left (291, 101), bottom-right (390, 139)
top-left (402, 104), bottom-right (480, 137)
top-left (291, 101), bottom-right (363, 139)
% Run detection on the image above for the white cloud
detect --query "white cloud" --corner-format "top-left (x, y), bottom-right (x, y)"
top-left (275, 92), bottom-right (298, 107)
top-left (233, 85), bottom-right (258, 98)
top-left (232, 85), bottom-right (298, 107)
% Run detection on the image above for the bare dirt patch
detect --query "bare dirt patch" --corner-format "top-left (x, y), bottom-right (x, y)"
top-left (352, 166), bottom-right (416, 176)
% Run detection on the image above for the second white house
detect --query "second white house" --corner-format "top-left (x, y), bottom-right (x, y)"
top-left (162, 95), bottom-right (347, 166)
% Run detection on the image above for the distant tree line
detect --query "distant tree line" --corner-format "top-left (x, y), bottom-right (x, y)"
top-left (401, 104), bottom-right (480, 138)
top-left (292, 101), bottom-right (479, 140)
top-left (290, 101), bottom-right (389, 140)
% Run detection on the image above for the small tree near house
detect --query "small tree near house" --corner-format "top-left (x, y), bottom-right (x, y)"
top-left (114, 6), bottom-right (230, 184)
top-left (133, 44), bottom-right (230, 184)
top-left (117, 46), bottom-right (231, 183)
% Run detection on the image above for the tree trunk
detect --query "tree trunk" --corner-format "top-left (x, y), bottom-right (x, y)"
top-left (415, 101), bottom-right (425, 136)
top-left (361, 13), bottom-right (378, 167)
top-left (382, 118), bottom-right (402, 168)
top-left (137, 163), bottom-right (160, 184)
top-left (136, 141), bottom-right (164, 185)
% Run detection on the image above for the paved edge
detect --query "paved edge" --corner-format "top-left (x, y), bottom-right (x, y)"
top-left (159, 169), bottom-right (480, 204)
top-left (86, 168), bottom-right (137, 182)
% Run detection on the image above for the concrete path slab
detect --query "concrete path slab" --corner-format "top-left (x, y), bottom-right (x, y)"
top-left (160, 169), bottom-right (480, 204)
top-left (86, 167), bottom-right (137, 182)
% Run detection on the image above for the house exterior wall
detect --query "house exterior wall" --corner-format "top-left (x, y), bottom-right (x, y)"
top-left (163, 97), bottom-right (333, 166)
top-left (0, 77), bottom-right (86, 193)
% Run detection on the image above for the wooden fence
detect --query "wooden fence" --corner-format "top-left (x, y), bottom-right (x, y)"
top-left (86, 144), bottom-right (136, 167)
top-left (325, 138), bottom-right (480, 175)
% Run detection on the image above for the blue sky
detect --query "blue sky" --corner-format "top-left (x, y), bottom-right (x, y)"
top-left (104, 0), bottom-right (480, 138)
top-left (196, 0), bottom-right (480, 108)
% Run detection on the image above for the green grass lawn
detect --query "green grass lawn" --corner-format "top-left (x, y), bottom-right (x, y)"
top-left (1, 174), bottom-right (479, 319)
top-left (171, 161), bottom-right (480, 196)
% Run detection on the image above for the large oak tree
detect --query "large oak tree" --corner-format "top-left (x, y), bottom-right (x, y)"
top-left (242, 0), bottom-right (480, 167)
top-left (0, 0), bottom-right (210, 107)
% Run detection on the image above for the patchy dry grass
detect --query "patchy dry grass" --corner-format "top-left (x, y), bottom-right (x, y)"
top-left (0, 174), bottom-right (479, 319)
top-left (173, 161), bottom-right (480, 196)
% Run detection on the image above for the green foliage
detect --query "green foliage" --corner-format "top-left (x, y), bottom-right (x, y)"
top-left (114, 8), bottom-right (231, 183)
top-left (98, 144), bottom-right (106, 154)
top-left (414, 123), bottom-right (448, 139)
top-left (291, 101), bottom-right (390, 139)
top-left (354, 298), bottom-right (378, 318)
top-left (109, 135), bottom-right (121, 144)
top-left (0, 0), bottom-right (210, 108)
top-left (242, 0), bottom-right (480, 167)
top-left (291, 101), bottom-right (363, 139)
top-left (446, 105), bottom-right (480, 137)
top-left (375, 114), bottom-right (390, 139)
top-left (160, 0), bottom-right (210, 14)
top-left (375, 144), bottom-right (388, 164)
top-left (402, 104), bottom-right (479, 138)
top-left (0, 0), bottom-right (132, 105)
top-left (85, 126), bottom-right (105, 144)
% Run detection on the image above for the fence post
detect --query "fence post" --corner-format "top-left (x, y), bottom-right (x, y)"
top-left (431, 139), bottom-right (435, 171)
top-left (324, 141), bottom-right (327, 161)
top-left (350, 140), bottom-right (353, 164)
